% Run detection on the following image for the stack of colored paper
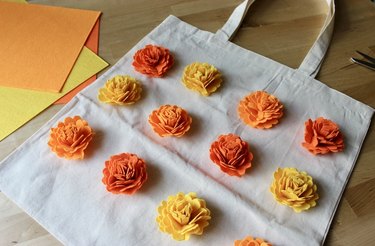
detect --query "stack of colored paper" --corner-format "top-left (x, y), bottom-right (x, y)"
top-left (0, 0), bottom-right (109, 141)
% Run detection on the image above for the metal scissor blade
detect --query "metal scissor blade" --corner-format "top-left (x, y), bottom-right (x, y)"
top-left (351, 57), bottom-right (375, 71)
top-left (356, 50), bottom-right (375, 64)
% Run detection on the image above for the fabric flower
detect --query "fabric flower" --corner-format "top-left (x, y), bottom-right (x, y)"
top-left (156, 192), bottom-right (211, 241)
top-left (98, 75), bottom-right (142, 105)
top-left (132, 44), bottom-right (174, 77)
top-left (102, 153), bottom-right (147, 195)
top-left (270, 167), bottom-right (319, 213)
top-left (302, 117), bottom-right (344, 155)
top-left (238, 91), bottom-right (283, 129)
top-left (209, 134), bottom-right (253, 177)
top-left (234, 236), bottom-right (272, 246)
top-left (181, 62), bottom-right (222, 96)
top-left (148, 105), bottom-right (192, 137)
top-left (48, 116), bottom-right (93, 160)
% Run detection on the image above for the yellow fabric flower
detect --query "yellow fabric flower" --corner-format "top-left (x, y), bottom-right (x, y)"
top-left (270, 167), bottom-right (319, 213)
top-left (98, 75), bottom-right (142, 105)
top-left (156, 192), bottom-right (211, 241)
top-left (181, 62), bottom-right (222, 96)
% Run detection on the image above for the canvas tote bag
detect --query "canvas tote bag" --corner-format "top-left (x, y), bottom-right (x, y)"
top-left (0, 0), bottom-right (373, 245)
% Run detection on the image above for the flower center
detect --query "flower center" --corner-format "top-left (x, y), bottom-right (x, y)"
top-left (284, 175), bottom-right (308, 198)
top-left (171, 200), bottom-right (192, 225)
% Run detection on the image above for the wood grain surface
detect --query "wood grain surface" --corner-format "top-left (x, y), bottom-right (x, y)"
top-left (0, 0), bottom-right (374, 245)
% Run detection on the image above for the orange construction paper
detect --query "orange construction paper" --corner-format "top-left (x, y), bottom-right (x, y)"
top-left (54, 19), bottom-right (100, 104)
top-left (0, 1), bottom-right (100, 92)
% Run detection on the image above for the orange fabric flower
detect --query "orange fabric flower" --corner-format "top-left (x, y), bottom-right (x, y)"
top-left (98, 75), bottom-right (142, 105)
top-left (148, 105), bottom-right (192, 137)
top-left (302, 117), bottom-right (344, 155)
top-left (209, 134), bottom-right (253, 177)
top-left (102, 153), bottom-right (147, 195)
top-left (181, 62), bottom-right (222, 96)
top-left (132, 44), bottom-right (174, 77)
top-left (156, 192), bottom-right (211, 241)
top-left (238, 91), bottom-right (283, 129)
top-left (48, 116), bottom-right (93, 160)
top-left (234, 236), bottom-right (272, 246)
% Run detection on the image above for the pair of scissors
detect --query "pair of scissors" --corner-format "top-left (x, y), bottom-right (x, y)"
top-left (350, 51), bottom-right (375, 71)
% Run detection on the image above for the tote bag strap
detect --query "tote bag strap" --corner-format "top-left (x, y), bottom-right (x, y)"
top-left (215, 0), bottom-right (335, 78)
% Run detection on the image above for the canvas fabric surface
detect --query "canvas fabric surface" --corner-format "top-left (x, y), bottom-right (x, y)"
top-left (0, 0), bottom-right (373, 245)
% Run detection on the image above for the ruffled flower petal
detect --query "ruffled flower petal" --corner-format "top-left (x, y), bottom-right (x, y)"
top-left (270, 167), bottom-right (319, 213)
top-left (181, 62), bottom-right (222, 96)
top-left (102, 153), bottom-right (147, 195)
top-left (238, 91), bottom-right (283, 129)
top-left (48, 116), bottom-right (93, 160)
top-left (156, 192), bottom-right (211, 241)
top-left (209, 134), bottom-right (253, 177)
top-left (98, 75), bottom-right (142, 105)
top-left (302, 117), bottom-right (344, 155)
top-left (148, 105), bottom-right (192, 137)
top-left (234, 236), bottom-right (272, 246)
top-left (132, 44), bottom-right (174, 77)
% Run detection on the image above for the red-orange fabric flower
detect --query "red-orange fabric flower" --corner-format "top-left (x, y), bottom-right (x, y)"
top-left (132, 44), bottom-right (174, 77)
top-left (234, 236), bottom-right (272, 246)
top-left (209, 134), bottom-right (253, 177)
top-left (48, 116), bottom-right (93, 160)
top-left (238, 91), bottom-right (283, 129)
top-left (148, 105), bottom-right (192, 137)
top-left (102, 153), bottom-right (147, 195)
top-left (302, 117), bottom-right (344, 155)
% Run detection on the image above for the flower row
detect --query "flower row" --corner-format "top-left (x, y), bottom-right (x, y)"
top-left (48, 116), bottom-right (318, 212)
top-left (98, 43), bottom-right (345, 155)
top-left (98, 73), bottom-right (344, 155)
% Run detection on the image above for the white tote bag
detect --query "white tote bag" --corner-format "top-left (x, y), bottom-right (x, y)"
top-left (0, 0), bottom-right (373, 245)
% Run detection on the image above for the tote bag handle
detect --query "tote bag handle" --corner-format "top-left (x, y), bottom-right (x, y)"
top-left (215, 0), bottom-right (335, 78)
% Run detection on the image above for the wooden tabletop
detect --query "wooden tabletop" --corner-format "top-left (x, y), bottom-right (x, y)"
top-left (0, 0), bottom-right (374, 245)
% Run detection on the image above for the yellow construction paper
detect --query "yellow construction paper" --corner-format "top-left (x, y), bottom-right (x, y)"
top-left (0, 47), bottom-right (108, 141)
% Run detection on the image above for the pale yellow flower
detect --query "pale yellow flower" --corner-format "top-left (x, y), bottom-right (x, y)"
top-left (156, 192), bottom-right (211, 241)
top-left (270, 167), bottom-right (319, 213)
top-left (98, 75), bottom-right (142, 105)
top-left (181, 62), bottom-right (222, 96)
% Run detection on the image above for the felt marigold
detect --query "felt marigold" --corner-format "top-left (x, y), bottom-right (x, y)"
top-left (132, 44), bottom-right (174, 77)
top-left (98, 75), bottom-right (142, 105)
top-left (238, 91), bottom-right (283, 129)
top-left (48, 116), bottom-right (93, 160)
top-left (270, 167), bottom-right (319, 213)
top-left (102, 153), bottom-right (147, 195)
top-left (302, 117), bottom-right (344, 155)
top-left (148, 105), bottom-right (192, 137)
top-left (209, 134), bottom-right (253, 177)
top-left (181, 62), bottom-right (222, 96)
top-left (234, 236), bottom-right (272, 246)
top-left (156, 192), bottom-right (211, 241)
